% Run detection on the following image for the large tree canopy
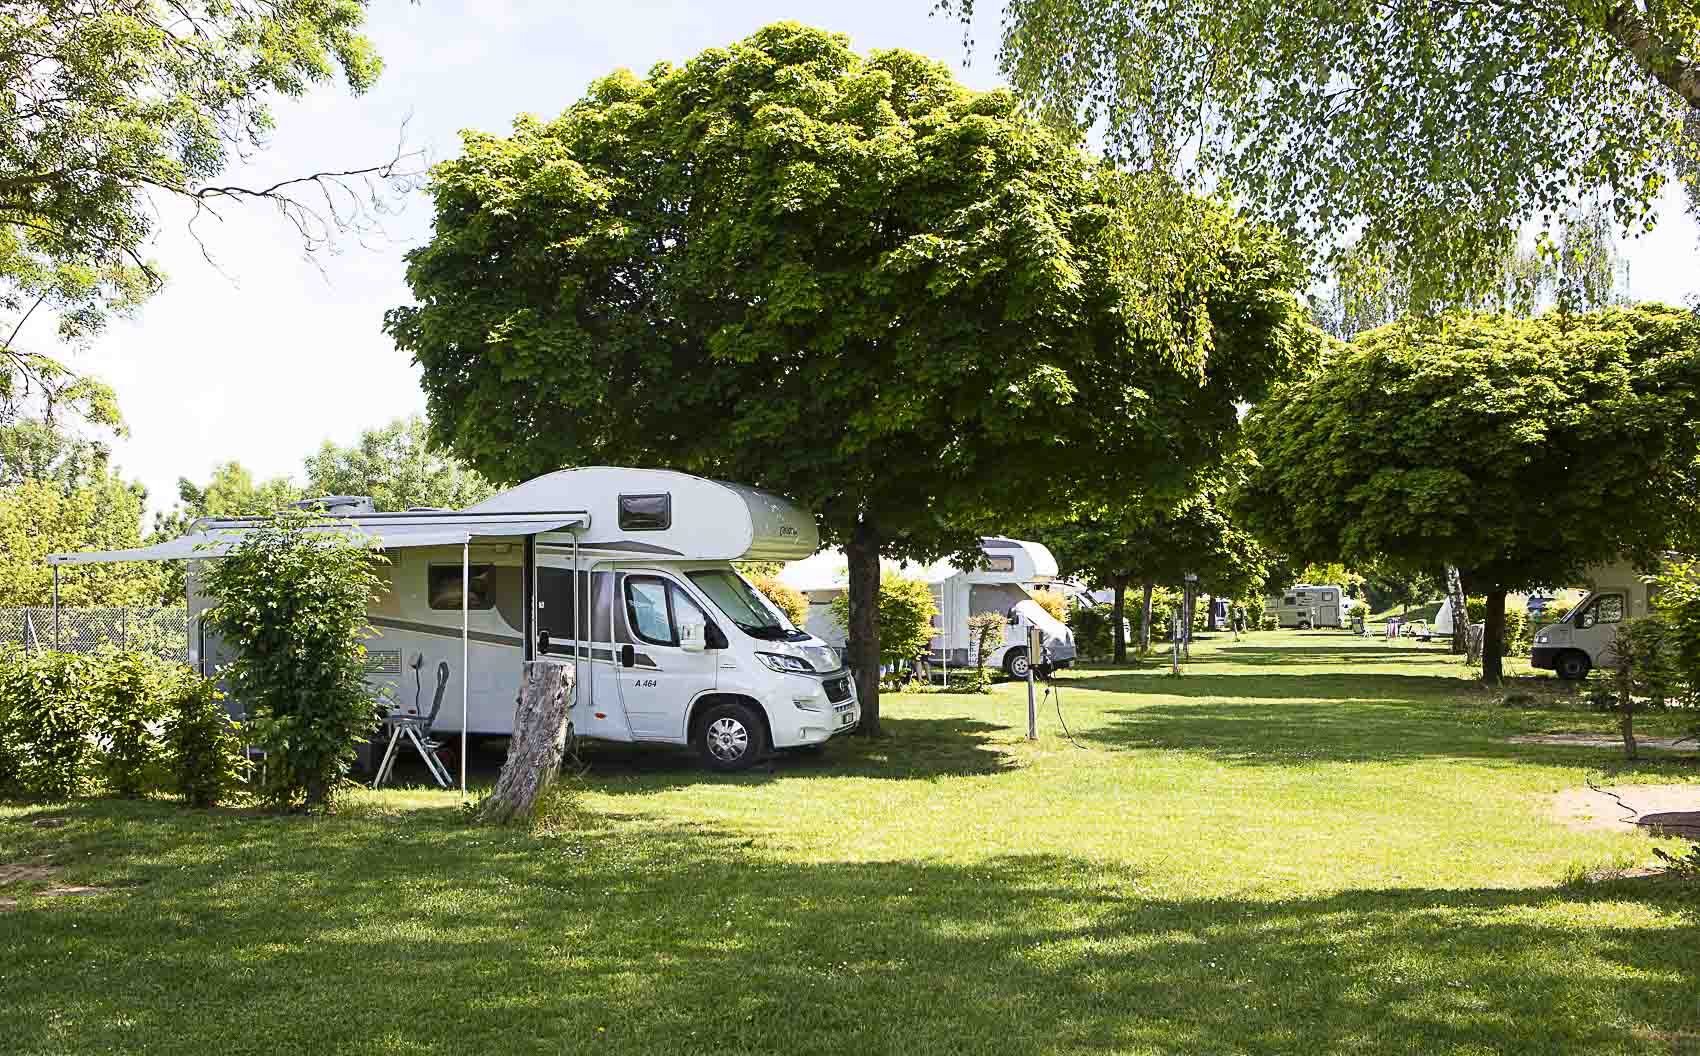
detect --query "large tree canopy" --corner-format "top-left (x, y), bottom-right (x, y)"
top-left (1239, 303), bottom-right (1700, 683)
top-left (388, 23), bottom-right (1313, 730)
top-left (941, 0), bottom-right (1700, 307)
top-left (1, 1), bottom-right (387, 430)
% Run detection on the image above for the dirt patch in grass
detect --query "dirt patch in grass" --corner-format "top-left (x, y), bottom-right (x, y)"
top-left (0, 860), bottom-right (110, 910)
top-left (1548, 783), bottom-right (1700, 835)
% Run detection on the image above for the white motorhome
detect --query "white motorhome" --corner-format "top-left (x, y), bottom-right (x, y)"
top-left (47, 468), bottom-right (857, 773)
top-left (1266, 584), bottom-right (1353, 629)
top-left (1531, 559), bottom-right (1661, 680)
top-left (777, 538), bottom-right (1077, 679)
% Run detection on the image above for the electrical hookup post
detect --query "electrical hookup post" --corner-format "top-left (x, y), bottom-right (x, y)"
top-left (1026, 624), bottom-right (1042, 741)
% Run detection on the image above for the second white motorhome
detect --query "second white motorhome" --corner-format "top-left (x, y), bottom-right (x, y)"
top-left (49, 468), bottom-right (858, 773)
top-left (778, 538), bottom-right (1077, 679)
top-left (1266, 584), bottom-right (1354, 629)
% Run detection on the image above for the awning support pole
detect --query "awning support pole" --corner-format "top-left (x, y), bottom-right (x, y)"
top-left (52, 564), bottom-right (60, 650)
top-left (461, 540), bottom-right (469, 795)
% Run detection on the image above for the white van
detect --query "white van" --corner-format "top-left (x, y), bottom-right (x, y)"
top-left (1266, 584), bottom-right (1352, 629)
top-left (778, 538), bottom-right (1077, 679)
top-left (48, 468), bottom-right (858, 772)
top-left (1531, 559), bottom-right (1658, 680)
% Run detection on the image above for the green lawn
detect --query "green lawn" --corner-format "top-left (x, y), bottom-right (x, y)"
top-left (3, 632), bottom-right (1698, 1055)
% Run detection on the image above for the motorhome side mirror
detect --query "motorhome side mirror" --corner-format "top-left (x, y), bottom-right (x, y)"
top-left (680, 622), bottom-right (706, 653)
top-left (1007, 610), bottom-right (1020, 625)
top-left (620, 644), bottom-right (636, 668)
top-left (536, 630), bottom-right (551, 655)
top-left (705, 622), bottom-right (728, 651)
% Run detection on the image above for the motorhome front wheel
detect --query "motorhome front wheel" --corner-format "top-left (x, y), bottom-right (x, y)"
top-left (1554, 651), bottom-right (1592, 681)
top-left (1004, 648), bottom-right (1030, 680)
top-left (693, 700), bottom-right (767, 772)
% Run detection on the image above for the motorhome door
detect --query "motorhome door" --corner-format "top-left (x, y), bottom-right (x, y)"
top-left (534, 560), bottom-right (632, 742)
top-left (614, 570), bottom-right (719, 741)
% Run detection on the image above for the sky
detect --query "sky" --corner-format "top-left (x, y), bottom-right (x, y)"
top-left (61, 0), bottom-right (1700, 520)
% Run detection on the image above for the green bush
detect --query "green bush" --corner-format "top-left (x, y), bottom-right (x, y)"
top-left (830, 571), bottom-right (939, 667)
top-left (162, 676), bottom-right (245, 808)
top-left (0, 651), bottom-right (102, 799)
top-left (89, 651), bottom-right (176, 797)
top-left (1243, 595), bottom-right (1267, 630)
top-left (1465, 597), bottom-right (1531, 656)
top-left (1260, 613), bottom-right (1279, 631)
top-left (1066, 604), bottom-right (1113, 660)
top-left (1651, 560), bottom-right (1700, 691)
top-left (201, 511), bottom-right (388, 811)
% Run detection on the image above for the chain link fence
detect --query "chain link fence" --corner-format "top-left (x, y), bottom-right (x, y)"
top-left (0, 607), bottom-right (191, 663)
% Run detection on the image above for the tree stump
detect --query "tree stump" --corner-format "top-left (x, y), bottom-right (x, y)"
top-left (477, 660), bottom-right (575, 825)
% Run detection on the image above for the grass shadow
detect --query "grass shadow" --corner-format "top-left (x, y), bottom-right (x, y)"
top-left (1, 803), bottom-right (1697, 1054)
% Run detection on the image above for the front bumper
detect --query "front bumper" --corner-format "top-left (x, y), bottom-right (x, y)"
top-left (772, 671), bottom-right (861, 746)
top-left (1530, 647), bottom-right (1560, 671)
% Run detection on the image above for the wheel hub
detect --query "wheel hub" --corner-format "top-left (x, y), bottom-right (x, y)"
top-left (707, 717), bottom-right (748, 761)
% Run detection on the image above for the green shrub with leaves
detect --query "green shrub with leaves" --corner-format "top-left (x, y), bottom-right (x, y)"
top-left (831, 573), bottom-right (938, 667)
top-left (1467, 597), bottom-right (1530, 656)
top-left (1066, 604), bottom-right (1113, 660)
top-left (162, 676), bottom-right (245, 808)
top-left (1592, 616), bottom-right (1691, 760)
top-left (0, 651), bottom-right (102, 799)
top-left (88, 651), bottom-right (177, 797)
top-left (201, 511), bottom-right (387, 811)
top-left (1651, 560), bottom-right (1700, 691)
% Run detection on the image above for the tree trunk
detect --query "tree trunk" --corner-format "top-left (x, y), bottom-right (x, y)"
top-left (1481, 589), bottom-right (1507, 686)
top-left (844, 520), bottom-right (882, 737)
top-left (1111, 575), bottom-right (1129, 664)
top-left (478, 660), bottom-right (575, 825)
top-left (1601, 1), bottom-right (1700, 110)
top-left (1445, 566), bottom-right (1470, 656)
top-left (1139, 581), bottom-right (1154, 656)
top-left (1620, 707), bottom-right (1639, 760)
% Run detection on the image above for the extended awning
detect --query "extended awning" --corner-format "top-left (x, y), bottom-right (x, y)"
top-left (46, 511), bottom-right (589, 566)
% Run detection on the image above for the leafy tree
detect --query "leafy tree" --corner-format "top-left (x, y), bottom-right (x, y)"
top-left (1314, 207), bottom-right (1631, 341)
top-left (941, 0), bottom-right (1700, 307)
top-left (1, 1), bottom-right (396, 431)
top-left (303, 415), bottom-right (496, 512)
top-left (199, 511), bottom-right (386, 811)
top-left (1043, 488), bottom-right (1268, 661)
top-left (0, 450), bottom-right (161, 606)
top-left (1239, 304), bottom-right (1700, 684)
top-left (1363, 565), bottom-right (1441, 617)
top-left (388, 24), bottom-right (1312, 732)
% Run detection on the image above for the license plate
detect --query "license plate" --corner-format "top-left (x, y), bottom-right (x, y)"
top-left (839, 712), bottom-right (854, 727)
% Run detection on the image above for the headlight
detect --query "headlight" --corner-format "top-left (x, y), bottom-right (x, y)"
top-left (1535, 634), bottom-right (1548, 644)
top-left (756, 652), bottom-right (815, 674)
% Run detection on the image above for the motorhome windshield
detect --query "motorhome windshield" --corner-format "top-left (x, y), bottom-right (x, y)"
top-left (687, 570), bottom-right (808, 641)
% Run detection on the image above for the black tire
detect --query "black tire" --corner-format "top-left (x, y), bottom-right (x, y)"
top-left (1555, 651), bottom-right (1592, 681)
top-left (1297, 620), bottom-right (1312, 631)
top-left (1004, 648), bottom-right (1031, 680)
top-left (692, 700), bottom-right (767, 772)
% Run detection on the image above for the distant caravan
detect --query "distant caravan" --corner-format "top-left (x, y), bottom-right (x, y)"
top-left (1266, 584), bottom-right (1353, 630)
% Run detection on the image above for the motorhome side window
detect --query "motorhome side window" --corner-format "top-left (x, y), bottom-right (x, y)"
top-left (623, 575), bottom-right (710, 647)
top-left (1283, 595), bottom-right (1297, 606)
top-left (985, 555), bottom-right (1015, 573)
top-left (618, 493), bottom-right (671, 531)
top-left (428, 565), bottom-right (495, 610)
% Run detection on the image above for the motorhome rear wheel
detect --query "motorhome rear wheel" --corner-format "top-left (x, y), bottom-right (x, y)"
top-left (693, 700), bottom-right (768, 772)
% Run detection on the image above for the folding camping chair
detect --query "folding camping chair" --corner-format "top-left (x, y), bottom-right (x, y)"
top-left (373, 658), bottom-right (454, 789)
